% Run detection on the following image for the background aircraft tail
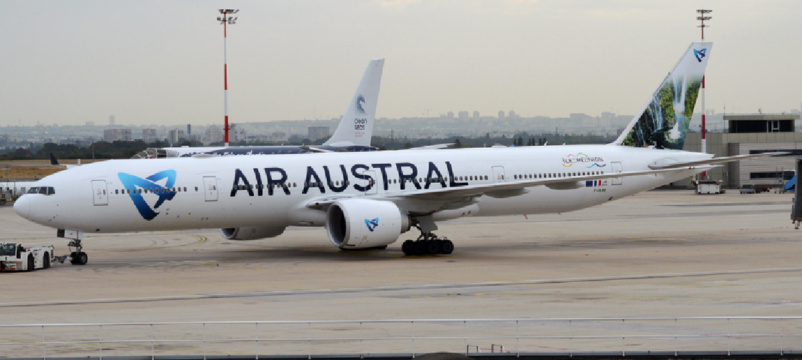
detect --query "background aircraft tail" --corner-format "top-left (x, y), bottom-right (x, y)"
top-left (614, 42), bottom-right (712, 149)
top-left (323, 59), bottom-right (385, 147)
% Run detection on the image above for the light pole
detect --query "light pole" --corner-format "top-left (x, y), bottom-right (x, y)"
top-left (697, 9), bottom-right (711, 155)
top-left (218, 9), bottom-right (238, 147)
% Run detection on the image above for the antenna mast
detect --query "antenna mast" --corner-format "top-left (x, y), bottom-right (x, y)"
top-left (218, 9), bottom-right (238, 147)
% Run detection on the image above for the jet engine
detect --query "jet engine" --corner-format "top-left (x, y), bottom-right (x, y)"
top-left (221, 226), bottom-right (286, 240)
top-left (326, 199), bottom-right (410, 249)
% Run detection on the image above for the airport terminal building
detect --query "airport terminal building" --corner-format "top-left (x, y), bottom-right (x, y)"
top-left (684, 113), bottom-right (801, 189)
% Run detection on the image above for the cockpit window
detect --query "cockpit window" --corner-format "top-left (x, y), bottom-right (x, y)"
top-left (27, 186), bottom-right (55, 195)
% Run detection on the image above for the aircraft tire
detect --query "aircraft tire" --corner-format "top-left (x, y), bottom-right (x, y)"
top-left (74, 252), bottom-right (88, 266)
top-left (441, 240), bottom-right (454, 255)
top-left (426, 240), bottom-right (441, 255)
top-left (414, 241), bottom-right (427, 256)
top-left (402, 240), bottom-right (414, 255)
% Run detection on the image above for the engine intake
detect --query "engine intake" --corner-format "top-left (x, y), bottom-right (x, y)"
top-left (221, 226), bottom-right (286, 240)
top-left (326, 199), bottom-right (409, 249)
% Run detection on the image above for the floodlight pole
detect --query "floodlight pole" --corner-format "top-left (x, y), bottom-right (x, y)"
top-left (218, 9), bottom-right (238, 147)
top-left (697, 9), bottom-right (712, 156)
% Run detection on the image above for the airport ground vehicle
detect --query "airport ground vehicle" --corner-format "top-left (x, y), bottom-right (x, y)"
top-left (0, 242), bottom-right (54, 271)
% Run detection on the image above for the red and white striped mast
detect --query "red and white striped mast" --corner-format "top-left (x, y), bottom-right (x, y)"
top-left (218, 9), bottom-right (238, 147)
top-left (697, 9), bottom-right (711, 180)
top-left (697, 9), bottom-right (711, 155)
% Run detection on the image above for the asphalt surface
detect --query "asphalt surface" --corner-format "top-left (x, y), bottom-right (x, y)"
top-left (1, 190), bottom-right (801, 356)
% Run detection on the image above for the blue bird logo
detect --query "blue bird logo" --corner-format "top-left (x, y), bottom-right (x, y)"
top-left (693, 48), bottom-right (707, 62)
top-left (364, 217), bottom-right (379, 232)
top-left (118, 170), bottom-right (178, 221)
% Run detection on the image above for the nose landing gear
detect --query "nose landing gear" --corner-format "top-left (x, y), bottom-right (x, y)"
top-left (58, 229), bottom-right (88, 265)
top-left (68, 239), bottom-right (88, 265)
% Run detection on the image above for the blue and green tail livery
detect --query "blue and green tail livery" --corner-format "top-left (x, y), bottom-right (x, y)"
top-left (615, 42), bottom-right (712, 150)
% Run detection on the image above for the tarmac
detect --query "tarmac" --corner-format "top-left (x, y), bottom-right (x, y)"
top-left (1, 190), bottom-right (802, 356)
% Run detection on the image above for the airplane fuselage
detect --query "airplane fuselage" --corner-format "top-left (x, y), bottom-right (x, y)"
top-left (15, 145), bottom-right (708, 234)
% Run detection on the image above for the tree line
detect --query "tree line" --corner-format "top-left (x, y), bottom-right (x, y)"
top-left (0, 132), bottom-right (615, 161)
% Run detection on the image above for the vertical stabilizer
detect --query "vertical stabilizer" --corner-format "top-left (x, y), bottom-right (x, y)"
top-left (614, 42), bottom-right (712, 149)
top-left (323, 59), bottom-right (385, 147)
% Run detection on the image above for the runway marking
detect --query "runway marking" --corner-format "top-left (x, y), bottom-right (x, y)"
top-left (3, 267), bottom-right (802, 309)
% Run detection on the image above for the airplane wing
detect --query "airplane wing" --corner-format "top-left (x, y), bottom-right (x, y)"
top-left (301, 145), bottom-right (336, 153)
top-left (305, 164), bottom-right (714, 210)
top-left (305, 151), bottom-right (788, 214)
top-left (399, 165), bottom-right (714, 201)
top-left (405, 143), bottom-right (455, 150)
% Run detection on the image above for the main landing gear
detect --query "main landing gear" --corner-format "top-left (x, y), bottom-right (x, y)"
top-left (68, 239), bottom-right (88, 265)
top-left (401, 230), bottom-right (454, 256)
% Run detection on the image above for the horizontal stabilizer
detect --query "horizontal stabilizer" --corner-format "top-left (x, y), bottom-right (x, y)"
top-left (648, 152), bottom-right (789, 170)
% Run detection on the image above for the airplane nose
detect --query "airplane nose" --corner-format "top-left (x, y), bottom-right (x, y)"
top-left (13, 195), bottom-right (31, 220)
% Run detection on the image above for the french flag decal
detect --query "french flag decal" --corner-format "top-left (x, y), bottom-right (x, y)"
top-left (585, 180), bottom-right (603, 187)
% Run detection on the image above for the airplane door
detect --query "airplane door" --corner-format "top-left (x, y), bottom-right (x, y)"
top-left (611, 162), bottom-right (623, 185)
top-left (91, 180), bottom-right (108, 206)
top-left (492, 166), bottom-right (506, 183)
top-left (203, 176), bottom-right (218, 202)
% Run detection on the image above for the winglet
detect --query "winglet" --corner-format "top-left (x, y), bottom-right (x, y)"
top-left (323, 59), bottom-right (384, 147)
top-left (614, 42), bottom-right (713, 149)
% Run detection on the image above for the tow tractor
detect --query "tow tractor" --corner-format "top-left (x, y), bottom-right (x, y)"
top-left (0, 242), bottom-right (56, 272)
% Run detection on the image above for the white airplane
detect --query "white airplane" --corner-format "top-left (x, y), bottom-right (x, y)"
top-left (12, 41), bottom-right (779, 265)
top-left (131, 59), bottom-right (385, 159)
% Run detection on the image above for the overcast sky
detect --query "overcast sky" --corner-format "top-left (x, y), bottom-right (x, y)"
top-left (1, 0), bottom-right (800, 127)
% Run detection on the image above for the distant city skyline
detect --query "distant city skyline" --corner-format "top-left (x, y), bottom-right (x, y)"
top-left (2, 110), bottom-right (760, 150)
top-left (2, 1), bottom-right (801, 127)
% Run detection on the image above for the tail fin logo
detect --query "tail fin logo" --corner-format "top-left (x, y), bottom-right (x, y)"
top-left (118, 170), bottom-right (178, 221)
top-left (356, 95), bottom-right (366, 114)
top-left (364, 217), bottom-right (379, 232)
top-left (694, 48), bottom-right (707, 62)
top-left (618, 42), bottom-right (711, 150)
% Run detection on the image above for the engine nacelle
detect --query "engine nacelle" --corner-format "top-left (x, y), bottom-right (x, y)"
top-left (326, 199), bottom-right (410, 249)
top-left (221, 226), bottom-right (286, 240)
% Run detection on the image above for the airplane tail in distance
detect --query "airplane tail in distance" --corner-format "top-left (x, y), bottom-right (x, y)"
top-left (323, 59), bottom-right (385, 147)
top-left (614, 42), bottom-right (712, 150)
